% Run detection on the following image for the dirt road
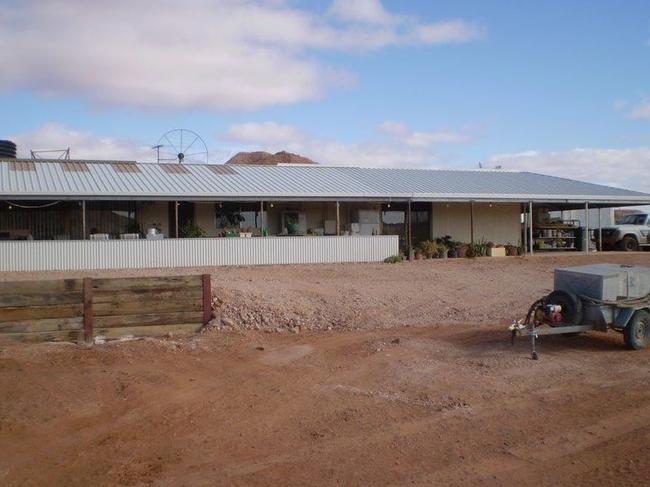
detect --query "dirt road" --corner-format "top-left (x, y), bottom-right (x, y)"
top-left (1, 254), bottom-right (650, 486)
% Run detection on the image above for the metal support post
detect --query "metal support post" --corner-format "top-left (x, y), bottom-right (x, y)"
top-left (584, 202), bottom-right (590, 254)
top-left (523, 204), bottom-right (528, 253)
top-left (470, 201), bottom-right (475, 246)
top-left (408, 200), bottom-right (413, 260)
top-left (81, 200), bottom-right (87, 240)
top-left (598, 207), bottom-right (603, 252)
top-left (529, 202), bottom-right (534, 255)
top-left (175, 201), bottom-right (179, 238)
top-left (335, 201), bottom-right (340, 236)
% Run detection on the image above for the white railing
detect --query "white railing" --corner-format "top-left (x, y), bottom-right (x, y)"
top-left (0, 235), bottom-right (399, 272)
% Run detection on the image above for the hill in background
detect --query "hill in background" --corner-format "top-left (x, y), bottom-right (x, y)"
top-left (225, 150), bottom-right (316, 166)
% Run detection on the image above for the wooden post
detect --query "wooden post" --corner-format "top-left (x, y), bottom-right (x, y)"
top-left (83, 278), bottom-right (93, 343)
top-left (336, 201), bottom-right (340, 236)
top-left (175, 201), bottom-right (179, 238)
top-left (469, 201), bottom-right (475, 246)
top-left (202, 274), bottom-right (212, 325)
top-left (81, 200), bottom-right (87, 240)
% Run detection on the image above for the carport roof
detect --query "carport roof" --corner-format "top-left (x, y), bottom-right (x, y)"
top-left (1, 158), bottom-right (649, 206)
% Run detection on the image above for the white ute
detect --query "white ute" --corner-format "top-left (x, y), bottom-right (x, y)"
top-left (597, 213), bottom-right (650, 251)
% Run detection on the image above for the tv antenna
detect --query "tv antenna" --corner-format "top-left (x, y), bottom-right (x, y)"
top-left (31, 148), bottom-right (70, 160)
top-left (155, 129), bottom-right (208, 164)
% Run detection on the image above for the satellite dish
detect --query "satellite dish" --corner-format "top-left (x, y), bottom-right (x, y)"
top-left (156, 129), bottom-right (208, 164)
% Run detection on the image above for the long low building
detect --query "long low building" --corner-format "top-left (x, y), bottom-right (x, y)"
top-left (0, 158), bottom-right (649, 270)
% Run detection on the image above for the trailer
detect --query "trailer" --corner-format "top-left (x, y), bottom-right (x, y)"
top-left (511, 264), bottom-right (650, 359)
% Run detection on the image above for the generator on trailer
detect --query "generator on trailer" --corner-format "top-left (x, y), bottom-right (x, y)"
top-left (511, 264), bottom-right (650, 359)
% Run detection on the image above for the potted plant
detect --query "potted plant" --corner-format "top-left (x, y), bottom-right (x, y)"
top-left (419, 240), bottom-right (438, 259)
top-left (435, 236), bottom-right (454, 258)
top-left (438, 242), bottom-right (449, 258)
top-left (414, 245), bottom-right (424, 260)
top-left (487, 242), bottom-right (506, 257)
top-left (285, 214), bottom-right (300, 235)
top-left (505, 243), bottom-right (518, 256)
top-left (456, 243), bottom-right (469, 258)
top-left (180, 222), bottom-right (207, 238)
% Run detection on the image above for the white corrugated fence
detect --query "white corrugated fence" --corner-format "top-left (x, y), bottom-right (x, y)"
top-left (0, 235), bottom-right (399, 272)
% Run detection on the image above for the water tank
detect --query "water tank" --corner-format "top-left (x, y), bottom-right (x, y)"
top-left (555, 264), bottom-right (650, 301)
top-left (0, 140), bottom-right (17, 159)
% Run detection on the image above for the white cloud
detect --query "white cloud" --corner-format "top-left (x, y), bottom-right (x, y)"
top-left (488, 148), bottom-right (650, 194)
top-left (11, 123), bottom-right (156, 162)
top-left (226, 122), bottom-right (306, 145)
top-left (626, 101), bottom-right (650, 120)
top-left (224, 120), bottom-right (472, 167)
top-left (403, 131), bottom-right (471, 147)
top-left (0, 1), bottom-right (483, 111)
top-left (378, 120), bottom-right (409, 136)
top-left (329, 0), bottom-right (395, 25)
top-left (379, 120), bottom-right (471, 147)
top-left (410, 20), bottom-right (485, 44)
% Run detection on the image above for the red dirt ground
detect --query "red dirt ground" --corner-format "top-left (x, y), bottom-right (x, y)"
top-left (1, 253), bottom-right (650, 486)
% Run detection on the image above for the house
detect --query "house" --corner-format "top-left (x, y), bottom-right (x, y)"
top-left (1, 158), bottom-right (649, 270)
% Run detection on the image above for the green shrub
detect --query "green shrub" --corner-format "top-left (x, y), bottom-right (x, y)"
top-left (418, 240), bottom-right (441, 258)
top-left (180, 222), bottom-right (207, 238)
top-left (384, 255), bottom-right (403, 264)
top-left (466, 238), bottom-right (489, 258)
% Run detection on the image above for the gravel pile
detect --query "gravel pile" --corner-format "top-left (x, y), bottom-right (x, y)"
top-left (206, 287), bottom-right (346, 333)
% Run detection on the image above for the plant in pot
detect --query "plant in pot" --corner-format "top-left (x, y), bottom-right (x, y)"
top-left (220, 210), bottom-right (244, 237)
top-left (468, 238), bottom-right (489, 258)
top-left (456, 243), bottom-right (469, 258)
top-left (285, 214), bottom-right (300, 235)
top-left (438, 243), bottom-right (449, 258)
top-left (419, 240), bottom-right (438, 259)
top-left (414, 245), bottom-right (424, 260)
top-left (505, 243), bottom-right (519, 256)
top-left (180, 222), bottom-right (207, 238)
top-left (435, 236), bottom-right (455, 258)
top-left (488, 242), bottom-right (507, 257)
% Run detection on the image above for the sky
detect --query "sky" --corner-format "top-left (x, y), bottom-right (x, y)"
top-left (1, 0), bottom-right (650, 194)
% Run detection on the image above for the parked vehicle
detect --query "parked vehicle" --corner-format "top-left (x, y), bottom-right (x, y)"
top-left (595, 213), bottom-right (649, 251)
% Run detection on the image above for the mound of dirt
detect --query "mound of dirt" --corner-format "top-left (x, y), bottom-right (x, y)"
top-left (208, 286), bottom-right (348, 334)
top-left (225, 150), bottom-right (316, 166)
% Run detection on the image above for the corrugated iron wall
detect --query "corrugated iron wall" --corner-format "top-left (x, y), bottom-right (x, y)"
top-left (0, 236), bottom-right (399, 272)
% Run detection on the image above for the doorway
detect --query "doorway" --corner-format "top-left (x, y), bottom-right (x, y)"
top-left (168, 201), bottom-right (194, 237)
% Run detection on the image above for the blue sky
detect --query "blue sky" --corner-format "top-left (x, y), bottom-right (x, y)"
top-left (1, 0), bottom-right (649, 192)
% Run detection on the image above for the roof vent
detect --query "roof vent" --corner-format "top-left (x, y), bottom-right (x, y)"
top-left (0, 140), bottom-right (17, 159)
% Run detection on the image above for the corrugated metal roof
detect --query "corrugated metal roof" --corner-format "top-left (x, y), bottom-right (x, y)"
top-left (1, 159), bottom-right (649, 205)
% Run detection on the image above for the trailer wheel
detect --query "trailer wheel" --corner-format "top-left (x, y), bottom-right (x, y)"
top-left (546, 290), bottom-right (583, 326)
top-left (624, 310), bottom-right (650, 350)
